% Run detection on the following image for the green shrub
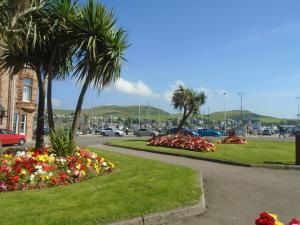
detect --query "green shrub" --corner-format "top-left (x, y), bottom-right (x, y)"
top-left (49, 127), bottom-right (75, 157)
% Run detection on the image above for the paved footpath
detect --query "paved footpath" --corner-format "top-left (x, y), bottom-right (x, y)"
top-left (90, 144), bottom-right (300, 225)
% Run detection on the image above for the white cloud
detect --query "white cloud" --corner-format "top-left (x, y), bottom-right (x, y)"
top-left (52, 98), bottom-right (62, 107)
top-left (197, 87), bottom-right (213, 100)
top-left (163, 80), bottom-right (185, 102)
top-left (114, 78), bottom-right (160, 98)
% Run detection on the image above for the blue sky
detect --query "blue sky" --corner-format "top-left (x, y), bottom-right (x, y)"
top-left (53, 0), bottom-right (300, 119)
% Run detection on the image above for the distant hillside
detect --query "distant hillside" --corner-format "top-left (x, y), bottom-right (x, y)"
top-left (209, 110), bottom-right (295, 124)
top-left (54, 105), bottom-right (169, 119)
top-left (53, 106), bottom-right (295, 124)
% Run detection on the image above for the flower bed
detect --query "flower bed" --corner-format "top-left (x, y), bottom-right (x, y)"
top-left (255, 212), bottom-right (300, 225)
top-left (148, 134), bottom-right (216, 152)
top-left (218, 134), bottom-right (247, 144)
top-left (0, 147), bottom-right (114, 192)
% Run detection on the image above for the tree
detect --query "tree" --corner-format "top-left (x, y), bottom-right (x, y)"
top-left (172, 85), bottom-right (206, 131)
top-left (68, 0), bottom-right (128, 140)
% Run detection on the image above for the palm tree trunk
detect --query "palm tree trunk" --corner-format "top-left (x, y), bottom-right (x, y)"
top-left (71, 76), bottom-right (90, 141)
top-left (47, 74), bottom-right (54, 131)
top-left (178, 108), bottom-right (194, 131)
top-left (35, 72), bottom-right (46, 149)
top-left (178, 109), bottom-right (187, 131)
top-left (47, 47), bottom-right (58, 132)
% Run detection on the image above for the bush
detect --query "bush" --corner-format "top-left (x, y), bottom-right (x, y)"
top-left (49, 127), bottom-right (75, 157)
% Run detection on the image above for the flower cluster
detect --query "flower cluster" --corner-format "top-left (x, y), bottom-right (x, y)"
top-left (0, 147), bottom-right (114, 192)
top-left (218, 134), bottom-right (247, 144)
top-left (255, 212), bottom-right (300, 225)
top-left (148, 134), bottom-right (216, 152)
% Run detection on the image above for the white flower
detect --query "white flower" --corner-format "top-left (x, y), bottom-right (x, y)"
top-left (91, 153), bottom-right (97, 159)
top-left (30, 174), bottom-right (35, 181)
top-left (49, 172), bottom-right (53, 177)
top-left (102, 162), bottom-right (107, 167)
top-left (16, 151), bottom-right (26, 157)
top-left (66, 170), bottom-right (71, 174)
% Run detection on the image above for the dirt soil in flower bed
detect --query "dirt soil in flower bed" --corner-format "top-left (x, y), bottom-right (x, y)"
top-left (106, 139), bottom-right (295, 165)
top-left (0, 149), bottom-right (200, 225)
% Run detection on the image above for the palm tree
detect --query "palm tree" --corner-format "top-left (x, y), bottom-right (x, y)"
top-left (172, 85), bottom-right (206, 131)
top-left (44, 0), bottom-right (77, 131)
top-left (0, 0), bottom-right (62, 148)
top-left (67, 0), bottom-right (128, 140)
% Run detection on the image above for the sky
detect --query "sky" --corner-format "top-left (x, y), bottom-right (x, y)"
top-left (52, 0), bottom-right (300, 119)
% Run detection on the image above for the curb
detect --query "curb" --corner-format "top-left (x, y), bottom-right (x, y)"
top-left (104, 143), bottom-right (300, 170)
top-left (108, 173), bottom-right (206, 225)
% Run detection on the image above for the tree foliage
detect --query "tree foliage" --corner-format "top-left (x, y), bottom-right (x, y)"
top-left (172, 85), bottom-right (206, 130)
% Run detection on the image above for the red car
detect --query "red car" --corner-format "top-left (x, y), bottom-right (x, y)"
top-left (0, 129), bottom-right (26, 146)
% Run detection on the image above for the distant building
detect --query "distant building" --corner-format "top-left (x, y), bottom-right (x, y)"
top-left (0, 68), bottom-right (38, 140)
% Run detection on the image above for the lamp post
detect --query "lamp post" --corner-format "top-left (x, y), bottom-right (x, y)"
top-left (297, 97), bottom-right (300, 121)
top-left (238, 92), bottom-right (244, 135)
top-left (223, 92), bottom-right (227, 134)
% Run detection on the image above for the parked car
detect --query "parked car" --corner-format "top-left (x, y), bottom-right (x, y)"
top-left (262, 129), bottom-right (272, 136)
top-left (133, 129), bottom-right (159, 137)
top-left (198, 129), bottom-right (222, 137)
top-left (0, 129), bottom-right (26, 146)
top-left (167, 127), bottom-right (199, 137)
top-left (100, 128), bottom-right (124, 136)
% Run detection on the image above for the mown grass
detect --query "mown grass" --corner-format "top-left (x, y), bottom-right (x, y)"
top-left (0, 149), bottom-right (200, 225)
top-left (106, 139), bottom-right (295, 165)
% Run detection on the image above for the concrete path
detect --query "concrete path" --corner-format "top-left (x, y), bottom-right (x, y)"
top-left (90, 144), bottom-right (300, 225)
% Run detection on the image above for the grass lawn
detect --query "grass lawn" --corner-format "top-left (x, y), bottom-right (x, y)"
top-left (0, 149), bottom-right (200, 225)
top-left (105, 139), bottom-right (295, 165)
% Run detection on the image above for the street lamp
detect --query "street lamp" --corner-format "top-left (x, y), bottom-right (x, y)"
top-left (297, 97), bottom-right (300, 121)
top-left (223, 92), bottom-right (227, 134)
top-left (238, 92), bottom-right (244, 135)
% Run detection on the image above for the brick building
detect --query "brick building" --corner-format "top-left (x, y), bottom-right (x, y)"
top-left (0, 68), bottom-right (38, 140)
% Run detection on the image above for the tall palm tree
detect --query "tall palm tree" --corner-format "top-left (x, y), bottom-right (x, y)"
top-left (172, 85), bottom-right (206, 131)
top-left (0, 1), bottom-right (60, 148)
top-left (67, 0), bottom-right (128, 140)
top-left (44, 0), bottom-right (76, 131)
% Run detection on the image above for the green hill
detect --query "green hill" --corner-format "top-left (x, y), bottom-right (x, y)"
top-left (53, 106), bottom-right (296, 124)
top-left (209, 110), bottom-right (295, 124)
top-left (54, 105), bottom-right (169, 119)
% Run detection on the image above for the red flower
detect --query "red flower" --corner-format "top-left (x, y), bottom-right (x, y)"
top-left (255, 212), bottom-right (275, 225)
top-left (10, 176), bottom-right (20, 183)
top-left (288, 218), bottom-right (300, 225)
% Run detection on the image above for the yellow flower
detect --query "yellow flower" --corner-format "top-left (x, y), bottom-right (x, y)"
top-left (20, 169), bottom-right (26, 175)
top-left (81, 170), bottom-right (86, 176)
top-left (76, 163), bottom-right (81, 170)
top-left (4, 154), bottom-right (12, 159)
top-left (269, 214), bottom-right (284, 225)
top-left (87, 158), bottom-right (91, 163)
top-left (108, 162), bottom-right (115, 168)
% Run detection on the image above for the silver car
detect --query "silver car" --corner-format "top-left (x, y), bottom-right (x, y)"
top-left (133, 128), bottom-right (159, 137)
top-left (101, 128), bottom-right (124, 136)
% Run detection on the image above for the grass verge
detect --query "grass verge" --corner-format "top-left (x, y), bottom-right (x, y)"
top-left (0, 149), bottom-right (200, 225)
top-left (105, 139), bottom-right (295, 165)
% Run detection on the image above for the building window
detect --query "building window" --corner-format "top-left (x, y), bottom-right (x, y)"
top-left (13, 113), bottom-right (19, 134)
top-left (22, 78), bottom-right (33, 102)
top-left (19, 114), bottom-right (26, 134)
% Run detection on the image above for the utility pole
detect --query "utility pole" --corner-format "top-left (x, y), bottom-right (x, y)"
top-left (223, 92), bottom-right (227, 134)
top-left (238, 92), bottom-right (244, 135)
